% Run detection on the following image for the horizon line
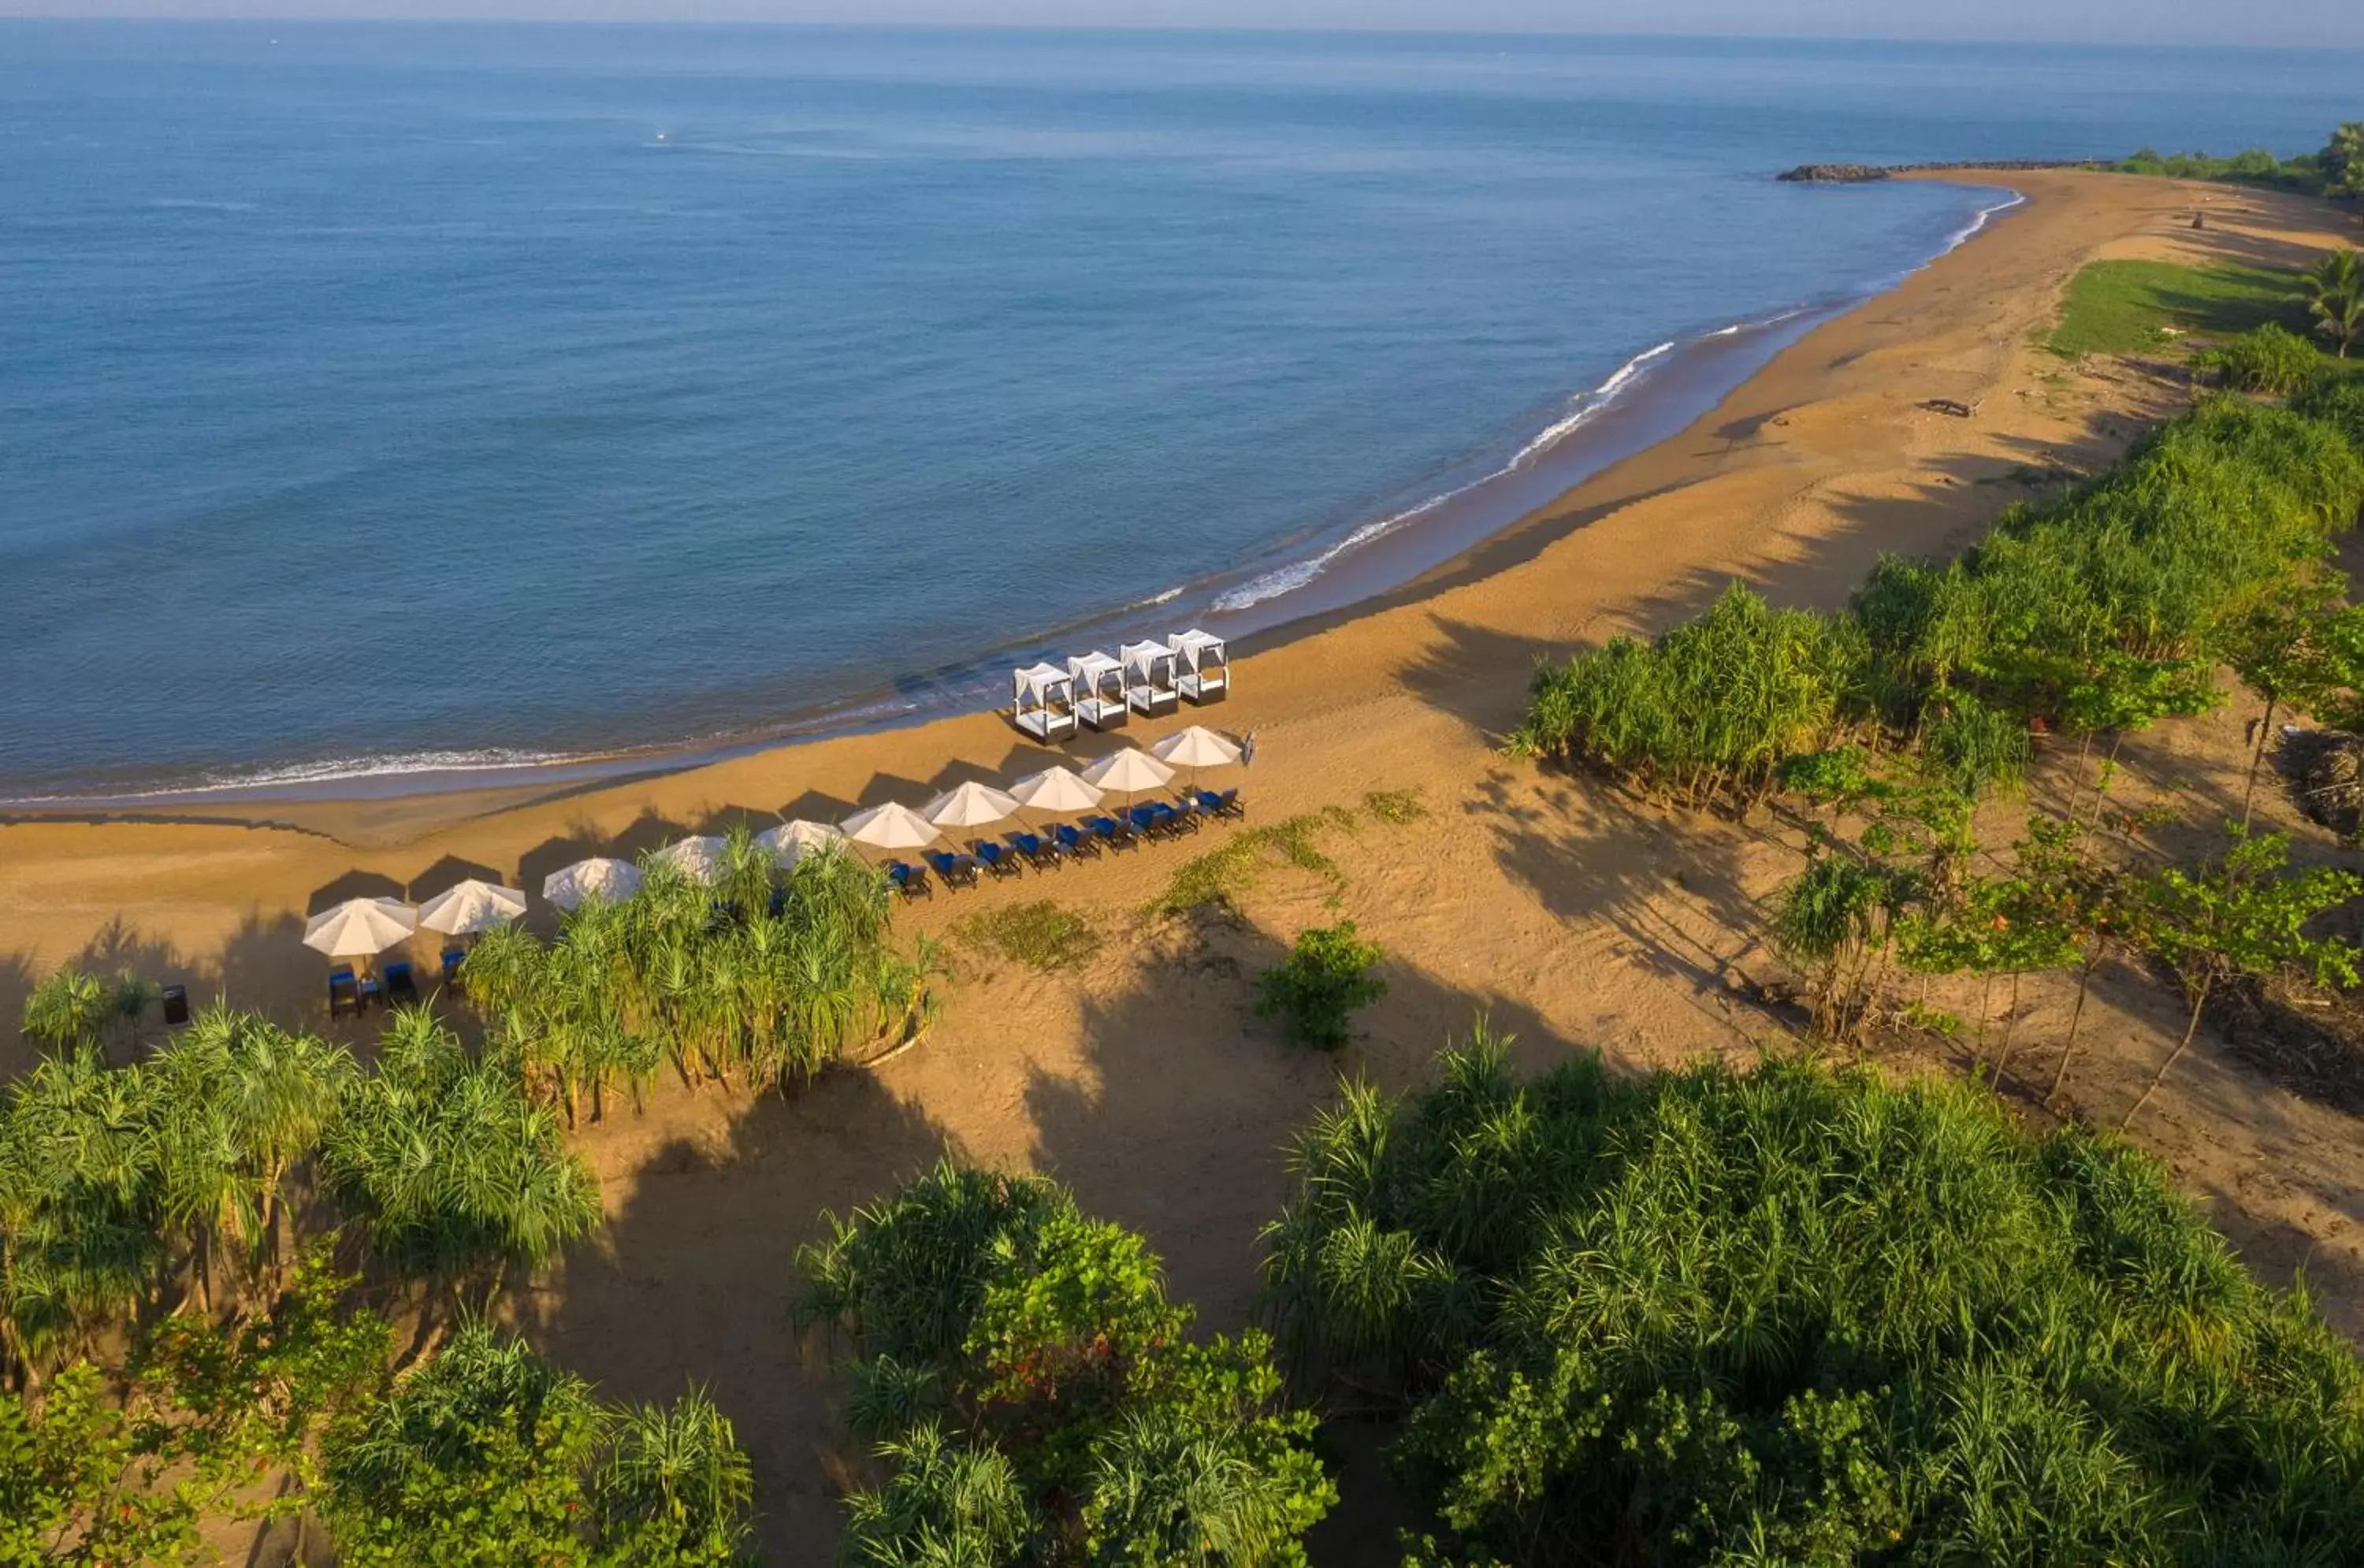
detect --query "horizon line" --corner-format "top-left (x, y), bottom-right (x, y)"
top-left (5, 13), bottom-right (2360, 50)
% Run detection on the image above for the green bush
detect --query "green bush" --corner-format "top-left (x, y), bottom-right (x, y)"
top-left (2202, 321), bottom-right (2329, 394)
top-left (1263, 1032), bottom-right (2364, 1564)
top-left (1522, 392), bottom-right (2364, 803)
top-left (1255, 921), bottom-right (1387, 1050)
top-left (798, 1163), bottom-right (1335, 1565)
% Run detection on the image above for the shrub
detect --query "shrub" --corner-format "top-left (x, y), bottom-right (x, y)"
top-left (799, 1164), bottom-right (1334, 1565)
top-left (1263, 1032), bottom-right (2364, 1564)
top-left (1255, 922), bottom-right (1387, 1050)
top-left (2201, 321), bottom-right (2325, 394)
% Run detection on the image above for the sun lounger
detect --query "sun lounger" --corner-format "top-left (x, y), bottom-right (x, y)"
top-left (1194, 787), bottom-right (1243, 819)
top-left (327, 967), bottom-right (360, 1018)
top-left (925, 849), bottom-right (981, 888)
top-left (1052, 823), bottom-right (1098, 859)
top-left (973, 841), bottom-right (1022, 879)
top-left (383, 960), bottom-right (419, 1006)
top-left (440, 947), bottom-right (466, 990)
top-left (886, 861), bottom-right (932, 899)
top-left (1009, 830), bottom-right (1060, 870)
top-left (161, 983), bottom-right (190, 1027)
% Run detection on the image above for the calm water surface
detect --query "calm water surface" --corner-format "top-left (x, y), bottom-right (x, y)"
top-left (2, 24), bottom-right (2356, 796)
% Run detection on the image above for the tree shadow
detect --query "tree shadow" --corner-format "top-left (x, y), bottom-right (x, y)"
top-left (405, 854), bottom-right (511, 901)
top-left (523, 1064), bottom-right (958, 1561)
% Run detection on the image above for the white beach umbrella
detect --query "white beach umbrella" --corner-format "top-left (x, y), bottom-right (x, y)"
top-left (1150, 726), bottom-right (1243, 770)
top-left (1009, 765), bottom-right (1104, 816)
top-left (542, 857), bottom-right (645, 912)
top-left (840, 801), bottom-right (942, 855)
top-left (415, 879), bottom-right (527, 937)
top-left (922, 780), bottom-right (1021, 833)
top-left (757, 819), bottom-right (846, 868)
top-left (651, 834), bottom-right (729, 884)
top-left (303, 897), bottom-right (418, 960)
top-left (1080, 746), bottom-right (1174, 797)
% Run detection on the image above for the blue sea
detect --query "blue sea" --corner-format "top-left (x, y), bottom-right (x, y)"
top-left (2, 24), bottom-right (2357, 800)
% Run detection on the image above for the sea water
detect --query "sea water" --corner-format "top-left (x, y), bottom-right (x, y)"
top-left (2, 24), bottom-right (2355, 799)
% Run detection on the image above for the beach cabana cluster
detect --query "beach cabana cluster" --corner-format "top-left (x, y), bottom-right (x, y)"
top-left (1012, 628), bottom-right (1228, 739)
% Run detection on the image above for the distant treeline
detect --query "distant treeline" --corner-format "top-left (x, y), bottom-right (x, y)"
top-left (1781, 121), bottom-right (2364, 199)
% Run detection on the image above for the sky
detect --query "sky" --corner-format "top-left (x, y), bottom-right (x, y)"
top-left (5, 0), bottom-right (2360, 48)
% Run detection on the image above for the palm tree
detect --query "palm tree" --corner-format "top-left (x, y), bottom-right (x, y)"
top-left (2304, 250), bottom-right (2364, 357)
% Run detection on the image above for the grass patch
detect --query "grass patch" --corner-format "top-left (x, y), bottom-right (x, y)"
top-left (951, 900), bottom-right (1096, 972)
top-left (2047, 259), bottom-right (2309, 359)
top-left (1152, 790), bottom-right (1437, 916)
top-left (1362, 787), bottom-right (1429, 826)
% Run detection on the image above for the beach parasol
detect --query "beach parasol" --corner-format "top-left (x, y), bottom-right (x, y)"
top-left (1009, 765), bottom-right (1103, 819)
top-left (1080, 746), bottom-right (1174, 800)
top-left (1151, 725), bottom-right (1243, 793)
top-left (921, 781), bottom-right (1021, 835)
top-left (650, 835), bottom-right (728, 884)
top-left (415, 879), bottom-right (527, 937)
top-left (542, 857), bottom-right (645, 912)
top-left (757, 819), bottom-right (846, 868)
top-left (839, 801), bottom-right (942, 857)
top-left (303, 897), bottom-right (418, 961)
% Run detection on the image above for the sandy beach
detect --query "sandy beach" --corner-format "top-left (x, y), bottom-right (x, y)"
top-left (8, 169), bottom-right (2364, 1558)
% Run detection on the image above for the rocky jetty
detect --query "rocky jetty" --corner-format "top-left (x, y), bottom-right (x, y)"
top-left (1777, 159), bottom-right (2105, 184)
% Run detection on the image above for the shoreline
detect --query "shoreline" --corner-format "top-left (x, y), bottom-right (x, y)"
top-left (2, 179), bottom-right (2028, 819)
top-left (18, 171), bottom-right (2364, 1559)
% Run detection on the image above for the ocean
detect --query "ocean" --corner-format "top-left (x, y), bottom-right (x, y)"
top-left (2, 24), bottom-right (2356, 800)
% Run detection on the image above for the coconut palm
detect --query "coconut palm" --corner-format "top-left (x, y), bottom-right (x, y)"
top-left (2305, 250), bottom-right (2364, 357)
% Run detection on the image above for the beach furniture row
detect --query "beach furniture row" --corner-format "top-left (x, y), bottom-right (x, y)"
top-left (1013, 629), bottom-right (1229, 742)
top-left (883, 786), bottom-right (1244, 898)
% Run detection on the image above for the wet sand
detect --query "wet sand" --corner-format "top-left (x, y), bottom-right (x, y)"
top-left (8, 171), bottom-right (2364, 1561)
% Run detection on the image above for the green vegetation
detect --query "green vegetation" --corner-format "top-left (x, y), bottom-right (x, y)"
top-left (1256, 921), bottom-right (1388, 1050)
top-left (797, 1163), bottom-right (1334, 1565)
top-left (2201, 321), bottom-right (2329, 393)
top-left (1362, 786), bottom-right (1429, 825)
top-left (2046, 258), bottom-right (2306, 359)
top-left (1518, 396), bottom-right (2364, 807)
top-left (1264, 1031), bottom-right (2364, 1565)
top-left (320, 1325), bottom-right (753, 1566)
top-left (2306, 250), bottom-right (2364, 357)
top-left (2110, 121), bottom-right (2364, 199)
top-left (463, 830), bottom-right (934, 1121)
top-left (952, 900), bottom-right (1097, 972)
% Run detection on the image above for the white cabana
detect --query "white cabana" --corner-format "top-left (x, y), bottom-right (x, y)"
top-left (303, 897), bottom-right (418, 960)
top-left (1009, 765), bottom-right (1103, 816)
top-left (1169, 629), bottom-right (1229, 704)
top-left (1011, 662), bottom-right (1079, 743)
top-left (1080, 745), bottom-right (1175, 799)
top-left (415, 879), bottom-right (527, 937)
top-left (542, 857), bottom-right (645, 912)
top-left (650, 835), bottom-right (728, 884)
top-left (757, 819), bottom-right (846, 868)
top-left (840, 801), bottom-right (942, 854)
top-left (1069, 651), bottom-right (1128, 733)
top-left (1119, 639), bottom-right (1180, 718)
top-left (923, 780), bottom-right (1020, 832)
